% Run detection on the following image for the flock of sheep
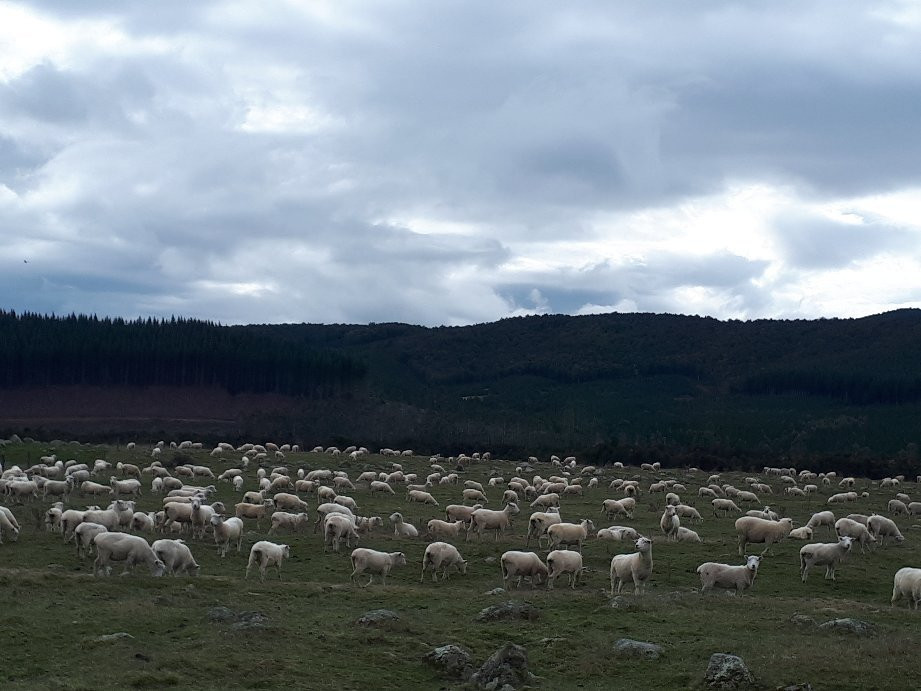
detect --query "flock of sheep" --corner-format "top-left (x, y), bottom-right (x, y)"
top-left (2, 440), bottom-right (921, 611)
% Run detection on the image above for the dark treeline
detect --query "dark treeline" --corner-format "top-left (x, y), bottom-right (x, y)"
top-left (0, 311), bottom-right (365, 398)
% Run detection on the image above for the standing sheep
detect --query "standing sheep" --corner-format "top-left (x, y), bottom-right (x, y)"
top-left (349, 548), bottom-right (407, 586)
top-left (734, 517), bottom-right (794, 556)
top-left (546, 550), bottom-right (584, 590)
top-left (891, 567), bottom-right (921, 610)
top-left (697, 555), bottom-right (761, 595)
top-left (500, 551), bottom-right (549, 589)
top-left (799, 536), bottom-right (854, 582)
top-left (245, 541), bottom-right (291, 581)
top-left (609, 537), bottom-right (654, 596)
top-left (420, 542), bottom-right (468, 582)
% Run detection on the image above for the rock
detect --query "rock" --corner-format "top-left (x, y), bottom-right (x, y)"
top-left (704, 653), bottom-right (756, 689)
top-left (424, 644), bottom-right (474, 680)
top-left (610, 596), bottom-right (634, 610)
top-left (470, 643), bottom-right (536, 690)
top-left (207, 607), bottom-right (236, 623)
top-left (92, 632), bottom-right (134, 643)
top-left (484, 588), bottom-right (506, 596)
top-left (778, 684), bottom-right (813, 691)
top-left (356, 609), bottom-right (400, 626)
top-left (483, 556), bottom-right (498, 565)
top-left (613, 638), bottom-right (664, 659)
top-left (789, 614), bottom-right (817, 627)
top-left (475, 601), bottom-right (540, 623)
top-left (232, 611), bottom-right (269, 630)
top-left (817, 618), bottom-right (873, 636)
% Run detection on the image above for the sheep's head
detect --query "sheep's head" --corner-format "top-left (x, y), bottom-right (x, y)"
top-left (459, 560), bottom-right (468, 575)
top-left (839, 536), bottom-right (855, 550)
top-left (745, 555), bottom-right (762, 572)
top-left (636, 537), bottom-right (653, 551)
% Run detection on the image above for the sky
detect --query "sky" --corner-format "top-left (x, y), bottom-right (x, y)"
top-left (2, 1), bottom-right (921, 326)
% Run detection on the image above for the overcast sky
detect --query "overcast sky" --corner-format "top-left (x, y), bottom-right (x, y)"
top-left (2, 1), bottom-right (921, 326)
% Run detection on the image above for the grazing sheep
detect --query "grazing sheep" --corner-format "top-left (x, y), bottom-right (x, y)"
top-left (609, 537), bottom-right (654, 596)
top-left (547, 519), bottom-right (595, 553)
top-left (734, 516), bottom-right (794, 556)
top-left (867, 515), bottom-right (905, 546)
top-left (891, 567), bottom-right (921, 610)
top-left (370, 481), bottom-right (396, 495)
top-left (530, 493), bottom-right (560, 509)
top-left (349, 548), bottom-right (407, 586)
top-left (735, 490), bottom-right (761, 505)
top-left (210, 515), bottom-right (244, 557)
top-left (500, 550), bottom-right (549, 589)
top-left (675, 505), bottom-right (703, 522)
top-left (445, 504), bottom-right (481, 526)
top-left (152, 539), bottom-right (200, 576)
top-left (467, 503), bottom-right (520, 542)
top-left (333, 495), bottom-right (359, 512)
top-left (420, 542), bottom-right (468, 583)
top-left (526, 510), bottom-right (563, 548)
top-left (601, 499), bottom-right (633, 520)
top-left (389, 512), bottom-right (419, 538)
top-left (806, 511), bottom-right (837, 536)
top-left (131, 511), bottom-right (157, 534)
top-left (697, 555), bottom-right (762, 595)
top-left (234, 500), bottom-right (274, 527)
top-left (407, 489), bottom-right (439, 506)
top-left (246, 541), bottom-right (291, 581)
top-left (74, 522), bottom-right (108, 558)
top-left (746, 507), bottom-right (779, 521)
top-left (273, 493), bottom-right (309, 512)
top-left (597, 526), bottom-right (640, 542)
top-left (315, 503), bottom-right (355, 533)
top-left (463, 488), bottom-right (489, 504)
top-left (799, 536), bottom-right (854, 582)
top-left (909, 502), bottom-right (921, 516)
top-left (546, 549), bottom-right (584, 589)
top-left (890, 499), bottom-right (909, 516)
top-left (269, 511), bottom-right (310, 534)
top-left (835, 517), bottom-right (876, 553)
top-left (827, 492), bottom-right (858, 505)
top-left (93, 533), bottom-right (165, 577)
top-left (712, 498), bottom-right (742, 517)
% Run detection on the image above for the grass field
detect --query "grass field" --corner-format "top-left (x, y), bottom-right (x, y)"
top-left (1, 441), bottom-right (920, 690)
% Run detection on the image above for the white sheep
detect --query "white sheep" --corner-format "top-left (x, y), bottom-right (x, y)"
top-left (389, 512), bottom-right (419, 538)
top-left (426, 519), bottom-right (465, 540)
top-left (834, 517), bottom-right (876, 553)
top-left (806, 510), bottom-right (837, 536)
top-left (210, 514), bottom-right (244, 557)
top-left (547, 518), bottom-right (595, 552)
top-left (675, 526), bottom-right (702, 543)
top-left (526, 510), bottom-right (563, 548)
top-left (601, 498), bottom-right (633, 520)
top-left (74, 522), bottom-right (108, 558)
top-left (734, 516), bottom-right (794, 556)
top-left (799, 536), bottom-right (854, 582)
top-left (246, 541), bottom-right (291, 581)
top-left (660, 506), bottom-right (680, 540)
top-left (269, 511), bottom-right (310, 534)
top-left (467, 503), bottom-right (520, 542)
top-left (324, 513), bottom-right (360, 553)
top-left (546, 549), bottom-right (584, 589)
top-left (788, 526), bottom-right (814, 540)
top-left (867, 515), bottom-right (905, 546)
top-left (93, 533), bottom-right (165, 577)
top-left (609, 536), bottom-right (654, 595)
top-left (407, 489), bottom-right (439, 506)
top-left (675, 505), bottom-right (703, 522)
top-left (349, 548), bottom-right (407, 586)
top-left (697, 555), bottom-right (762, 595)
top-left (712, 498), bottom-right (742, 517)
top-left (891, 567), bottom-right (921, 610)
top-left (420, 542), bottom-right (468, 582)
top-left (500, 550), bottom-right (549, 589)
top-left (273, 492), bottom-right (309, 512)
top-left (151, 539), bottom-right (200, 576)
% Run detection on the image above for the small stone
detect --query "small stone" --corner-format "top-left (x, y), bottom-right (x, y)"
top-left (778, 684), bottom-right (813, 691)
top-left (475, 601), bottom-right (540, 623)
top-left (613, 639), bottom-right (664, 659)
top-left (817, 618), bottom-right (873, 636)
top-left (484, 588), bottom-right (506, 596)
top-left (356, 609), bottom-right (400, 626)
top-left (704, 653), bottom-right (756, 689)
top-left (484, 556), bottom-right (498, 565)
top-left (92, 632), bottom-right (134, 643)
top-left (232, 611), bottom-right (269, 630)
top-left (470, 643), bottom-right (535, 690)
top-left (207, 606), bottom-right (235, 623)
top-left (789, 614), bottom-right (817, 627)
top-left (424, 644), bottom-right (474, 680)
top-left (610, 596), bottom-right (633, 610)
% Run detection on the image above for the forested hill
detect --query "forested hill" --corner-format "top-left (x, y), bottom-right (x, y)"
top-left (3, 308), bottom-right (921, 470)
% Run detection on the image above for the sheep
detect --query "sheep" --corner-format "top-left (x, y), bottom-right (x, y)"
top-left (867, 514), bottom-right (905, 546)
top-left (445, 504), bottom-right (481, 526)
top-left (527, 510), bottom-right (563, 548)
top-left (467, 503), bottom-right (520, 542)
top-left (597, 526), bottom-right (640, 542)
top-left (806, 511), bottom-right (837, 536)
top-left (210, 515), bottom-right (244, 557)
top-left (93, 533), bottom-right (165, 577)
top-left (827, 492), bottom-right (858, 505)
top-left (712, 498), bottom-right (742, 517)
top-left (909, 502), bottom-right (921, 516)
top-left (273, 493), bottom-right (310, 512)
top-left (746, 507), bottom-right (779, 521)
top-left (698, 487), bottom-right (717, 499)
top-left (463, 488), bottom-right (489, 504)
top-left (74, 522), bottom-right (108, 558)
top-left (890, 499), bottom-right (909, 516)
top-left (42, 478), bottom-right (73, 500)
top-left (369, 481), bottom-right (396, 495)
top-left (389, 512), bottom-right (419, 538)
top-left (152, 539), bottom-right (200, 576)
top-left (675, 526), bottom-right (702, 542)
top-left (734, 516), bottom-right (794, 556)
top-left (426, 519), bottom-right (465, 540)
top-left (546, 549), bottom-right (584, 589)
top-left (316, 486), bottom-right (337, 503)
top-left (246, 541), bottom-right (291, 581)
top-left (660, 506), bottom-right (680, 541)
top-left (500, 550), bottom-right (549, 589)
top-left (891, 567), bottom-right (921, 610)
top-left (674, 505), bottom-right (703, 523)
top-left (355, 515), bottom-right (384, 535)
top-left (349, 548), bottom-right (407, 586)
top-left (269, 511), bottom-right (310, 534)
top-left (788, 526), bottom-right (814, 540)
top-left (190, 499), bottom-right (219, 539)
top-left (697, 555), bottom-right (762, 595)
top-left (235, 500), bottom-right (274, 527)
top-left (324, 513), bottom-right (360, 553)
top-left (420, 542), bottom-right (468, 583)
top-left (609, 537), bottom-right (654, 596)
top-left (835, 517), bottom-right (876, 553)
top-left (131, 511), bottom-right (157, 534)
top-left (45, 505), bottom-right (63, 532)
top-left (407, 489), bottom-right (439, 506)
top-left (315, 503), bottom-right (355, 533)
top-left (530, 493), bottom-right (560, 509)
top-left (601, 499), bottom-right (633, 520)
top-left (799, 536), bottom-right (854, 582)
top-left (546, 519), bottom-right (595, 552)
